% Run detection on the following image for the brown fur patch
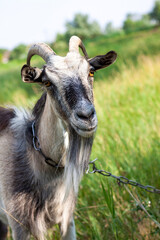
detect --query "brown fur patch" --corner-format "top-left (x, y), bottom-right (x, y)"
top-left (0, 107), bottom-right (15, 132)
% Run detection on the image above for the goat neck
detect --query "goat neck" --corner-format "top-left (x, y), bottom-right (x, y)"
top-left (37, 93), bottom-right (67, 167)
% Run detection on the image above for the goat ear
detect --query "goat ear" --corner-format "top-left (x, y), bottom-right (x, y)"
top-left (89, 51), bottom-right (117, 71)
top-left (21, 64), bottom-right (42, 83)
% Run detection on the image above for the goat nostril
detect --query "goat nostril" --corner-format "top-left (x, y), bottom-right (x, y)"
top-left (76, 107), bottom-right (95, 120)
top-left (77, 112), bottom-right (89, 121)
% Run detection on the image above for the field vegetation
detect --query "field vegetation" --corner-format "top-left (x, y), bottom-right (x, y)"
top-left (1, 27), bottom-right (160, 239)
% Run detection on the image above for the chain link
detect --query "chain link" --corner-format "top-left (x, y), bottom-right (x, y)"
top-left (86, 159), bottom-right (160, 194)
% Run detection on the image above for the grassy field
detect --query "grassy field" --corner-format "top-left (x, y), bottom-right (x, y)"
top-left (1, 28), bottom-right (160, 239)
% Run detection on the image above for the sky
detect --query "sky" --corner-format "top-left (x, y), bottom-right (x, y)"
top-left (0, 0), bottom-right (156, 50)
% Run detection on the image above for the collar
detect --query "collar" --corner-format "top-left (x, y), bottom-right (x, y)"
top-left (31, 121), bottom-right (64, 169)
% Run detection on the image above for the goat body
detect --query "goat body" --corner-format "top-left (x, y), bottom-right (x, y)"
top-left (0, 100), bottom-right (80, 240)
top-left (0, 96), bottom-right (92, 240)
top-left (0, 36), bottom-right (117, 240)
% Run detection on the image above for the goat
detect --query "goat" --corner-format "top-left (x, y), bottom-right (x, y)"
top-left (0, 36), bottom-right (117, 240)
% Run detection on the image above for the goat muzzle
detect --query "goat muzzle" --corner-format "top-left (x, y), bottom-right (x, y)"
top-left (70, 102), bottom-right (97, 138)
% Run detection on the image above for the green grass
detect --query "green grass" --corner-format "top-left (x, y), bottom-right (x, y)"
top-left (1, 27), bottom-right (160, 239)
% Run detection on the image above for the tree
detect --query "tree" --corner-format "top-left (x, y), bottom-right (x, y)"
top-left (105, 22), bottom-right (115, 35)
top-left (123, 14), bottom-right (137, 32)
top-left (9, 44), bottom-right (27, 60)
top-left (65, 13), bottom-right (101, 40)
top-left (123, 13), bottom-right (152, 33)
top-left (150, 0), bottom-right (160, 24)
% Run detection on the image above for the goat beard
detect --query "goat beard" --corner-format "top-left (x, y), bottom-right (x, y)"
top-left (63, 127), bottom-right (94, 199)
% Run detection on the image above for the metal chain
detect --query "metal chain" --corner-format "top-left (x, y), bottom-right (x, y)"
top-left (32, 120), bottom-right (160, 193)
top-left (86, 158), bottom-right (160, 194)
top-left (31, 121), bottom-right (64, 168)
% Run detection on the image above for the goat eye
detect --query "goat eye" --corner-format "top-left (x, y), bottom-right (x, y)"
top-left (89, 71), bottom-right (94, 77)
top-left (44, 81), bottom-right (52, 87)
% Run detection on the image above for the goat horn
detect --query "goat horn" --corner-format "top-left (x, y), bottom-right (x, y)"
top-left (27, 43), bottom-right (56, 65)
top-left (69, 36), bottom-right (89, 59)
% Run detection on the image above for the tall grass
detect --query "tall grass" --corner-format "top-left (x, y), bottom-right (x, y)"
top-left (0, 28), bottom-right (160, 239)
